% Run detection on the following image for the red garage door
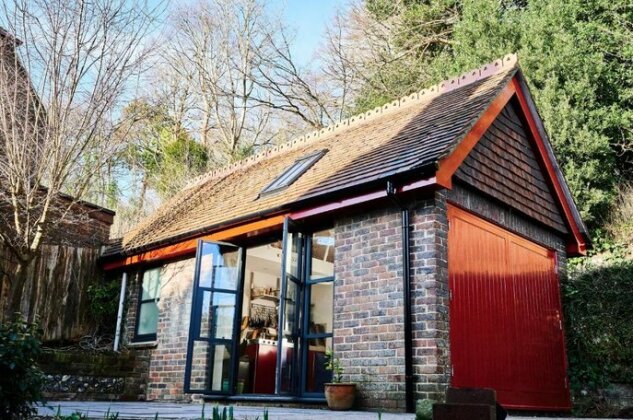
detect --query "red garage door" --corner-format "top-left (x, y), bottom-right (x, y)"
top-left (448, 205), bottom-right (571, 411)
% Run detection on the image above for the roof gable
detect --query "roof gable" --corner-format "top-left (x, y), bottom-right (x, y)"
top-left (455, 100), bottom-right (568, 233)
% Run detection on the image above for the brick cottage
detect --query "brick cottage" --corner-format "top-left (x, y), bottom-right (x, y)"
top-left (101, 55), bottom-right (589, 413)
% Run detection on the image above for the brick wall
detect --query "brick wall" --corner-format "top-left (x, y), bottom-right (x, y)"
top-left (332, 192), bottom-right (449, 410)
top-left (333, 204), bottom-right (406, 410)
top-left (123, 257), bottom-right (195, 401)
top-left (409, 191), bottom-right (450, 403)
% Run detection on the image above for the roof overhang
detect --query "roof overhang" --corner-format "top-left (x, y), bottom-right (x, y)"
top-left (101, 175), bottom-right (439, 271)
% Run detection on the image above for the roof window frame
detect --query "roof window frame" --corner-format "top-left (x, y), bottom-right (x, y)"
top-left (259, 149), bottom-right (328, 197)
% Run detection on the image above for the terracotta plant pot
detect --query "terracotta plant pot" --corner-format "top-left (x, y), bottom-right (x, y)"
top-left (324, 383), bottom-right (356, 411)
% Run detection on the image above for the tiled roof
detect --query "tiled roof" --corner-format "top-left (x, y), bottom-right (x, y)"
top-left (109, 54), bottom-right (519, 256)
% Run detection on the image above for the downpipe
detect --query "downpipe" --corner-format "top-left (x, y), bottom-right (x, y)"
top-left (386, 181), bottom-right (414, 413)
top-left (113, 272), bottom-right (127, 352)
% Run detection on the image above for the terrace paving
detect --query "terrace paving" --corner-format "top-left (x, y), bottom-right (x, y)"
top-left (36, 401), bottom-right (618, 420)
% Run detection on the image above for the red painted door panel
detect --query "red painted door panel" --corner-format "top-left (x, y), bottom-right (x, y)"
top-left (448, 205), bottom-right (570, 411)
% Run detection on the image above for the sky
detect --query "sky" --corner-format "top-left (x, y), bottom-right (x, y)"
top-left (270, 0), bottom-right (348, 66)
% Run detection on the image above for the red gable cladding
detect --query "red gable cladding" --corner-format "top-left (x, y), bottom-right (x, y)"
top-left (455, 100), bottom-right (568, 234)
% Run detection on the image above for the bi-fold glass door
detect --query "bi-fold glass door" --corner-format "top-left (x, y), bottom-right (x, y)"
top-left (184, 241), bottom-right (245, 394)
top-left (184, 219), bottom-right (333, 397)
top-left (276, 218), bottom-right (303, 394)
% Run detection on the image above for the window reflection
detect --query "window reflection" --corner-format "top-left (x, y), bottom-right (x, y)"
top-left (136, 267), bottom-right (161, 339)
top-left (309, 282), bottom-right (333, 333)
top-left (311, 229), bottom-right (334, 279)
top-left (199, 243), bottom-right (240, 290)
top-left (306, 337), bottom-right (332, 393)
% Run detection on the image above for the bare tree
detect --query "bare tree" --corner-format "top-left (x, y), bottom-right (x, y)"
top-left (166, 0), bottom-right (278, 166)
top-left (0, 0), bottom-right (159, 318)
top-left (318, 1), bottom-right (458, 110)
top-left (252, 26), bottom-right (340, 130)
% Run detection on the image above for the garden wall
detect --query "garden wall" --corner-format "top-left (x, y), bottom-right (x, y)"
top-left (39, 350), bottom-right (149, 401)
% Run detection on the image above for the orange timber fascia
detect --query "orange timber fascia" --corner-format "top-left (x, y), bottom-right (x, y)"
top-left (102, 215), bottom-right (288, 271)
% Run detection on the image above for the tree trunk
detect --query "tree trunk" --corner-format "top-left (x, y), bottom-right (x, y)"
top-left (7, 258), bottom-right (31, 320)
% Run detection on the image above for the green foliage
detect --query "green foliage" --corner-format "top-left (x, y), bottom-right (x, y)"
top-left (359, 0), bottom-right (633, 228)
top-left (121, 99), bottom-right (209, 199)
top-left (324, 349), bottom-right (344, 383)
top-left (87, 279), bottom-right (120, 334)
top-left (415, 399), bottom-right (434, 420)
top-left (355, 0), bottom-right (459, 113)
top-left (563, 260), bottom-right (633, 392)
top-left (54, 406), bottom-right (87, 420)
top-left (0, 316), bottom-right (45, 419)
top-left (211, 404), bottom-right (233, 420)
top-left (52, 406), bottom-right (119, 420)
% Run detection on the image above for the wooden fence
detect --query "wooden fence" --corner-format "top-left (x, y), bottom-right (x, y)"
top-left (0, 244), bottom-right (104, 342)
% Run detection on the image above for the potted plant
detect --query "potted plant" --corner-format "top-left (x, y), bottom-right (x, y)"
top-left (324, 349), bottom-right (356, 410)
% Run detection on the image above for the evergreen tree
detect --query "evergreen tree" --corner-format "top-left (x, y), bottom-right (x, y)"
top-left (357, 0), bottom-right (633, 227)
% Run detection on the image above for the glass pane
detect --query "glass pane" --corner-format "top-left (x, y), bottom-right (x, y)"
top-left (188, 342), bottom-right (233, 393)
top-left (279, 335), bottom-right (296, 393)
top-left (309, 281), bottom-right (333, 333)
top-left (284, 280), bottom-right (298, 335)
top-left (286, 232), bottom-right (302, 280)
top-left (137, 301), bottom-right (159, 336)
top-left (238, 240), bottom-right (282, 394)
top-left (310, 229), bottom-right (335, 279)
top-left (306, 337), bottom-right (332, 393)
top-left (199, 242), bottom-right (241, 290)
top-left (280, 279), bottom-right (299, 393)
top-left (210, 344), bottom-right (233, 392)
top-left (141, 268), bottom-right (161, 300)
top-left (200, 291), bottom-right (236, 339)
top-left (189, 341), bottom-right (212, 391)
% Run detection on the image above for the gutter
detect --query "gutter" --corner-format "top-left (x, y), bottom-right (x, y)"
top-left (386, 180), bottom-right (414, 413)
top-left (102, 170), bottom-right (438, 269)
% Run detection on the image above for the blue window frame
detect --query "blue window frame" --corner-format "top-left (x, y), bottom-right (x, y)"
top-left (183, 221), bottom-right (335, 399)
top-left (134, 267), bottom-right (161, 342)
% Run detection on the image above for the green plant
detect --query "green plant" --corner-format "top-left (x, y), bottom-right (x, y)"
top-left (324, 349), bottom-right (344, 383)
top-left (87, 279), bottom-right (121, 334)
top-left (103, 408), bottom-right (119, 419)
top-left (53, 406), bottom-right (87, 420)
top-left (415, 399), bottom-right (434, 420)
top-left (562, 259), bottom-right (633, 415)
top-left (211, 404), bottom-right (233, 420)
top-left (0, 316), bottom-right (45, 419)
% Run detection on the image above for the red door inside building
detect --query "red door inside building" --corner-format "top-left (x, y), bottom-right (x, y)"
top-left (448, 205), bottom-right (571, 411)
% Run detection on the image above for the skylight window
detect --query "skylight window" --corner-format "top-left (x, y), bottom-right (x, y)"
top-left (260, 149), bottom-right (327, 195)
